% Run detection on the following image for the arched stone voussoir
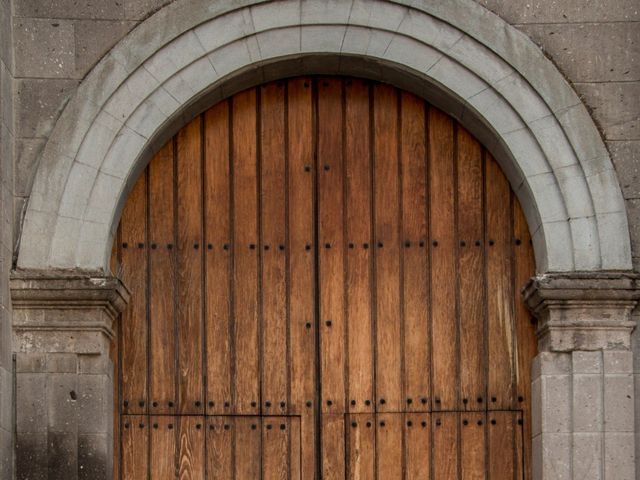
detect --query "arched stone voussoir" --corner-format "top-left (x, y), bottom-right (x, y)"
top-left (17, 0), bottom-right (631, 274)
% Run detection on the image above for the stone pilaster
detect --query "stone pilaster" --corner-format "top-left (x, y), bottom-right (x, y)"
top-left (524, 272), bottom-right (639, 480)
top-left (11, 270), bottom-right (129, 480)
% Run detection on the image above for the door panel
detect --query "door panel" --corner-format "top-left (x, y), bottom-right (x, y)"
top-left (115, 76), bottom-right (535, 480)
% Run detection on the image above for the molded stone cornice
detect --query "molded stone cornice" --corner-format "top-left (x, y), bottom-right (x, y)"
top-left (523, 272), bottom-right (640, 351)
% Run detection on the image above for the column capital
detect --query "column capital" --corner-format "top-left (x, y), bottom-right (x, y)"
top-left (10, 269), bottom-right (130, 353)
top-left (523, 272), bottom-right (640, 352)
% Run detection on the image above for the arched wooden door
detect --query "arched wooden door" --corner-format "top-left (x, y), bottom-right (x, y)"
top-left (112, 76), bottom-right (537, 479)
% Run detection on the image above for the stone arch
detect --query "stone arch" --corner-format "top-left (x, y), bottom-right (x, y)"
top-left (16, 0), bottom-right (631, 274)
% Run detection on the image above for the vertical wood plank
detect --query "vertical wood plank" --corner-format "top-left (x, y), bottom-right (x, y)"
top-left (177, 416), bottom-right (205, 480)
top-left (376, 413), bottom-right (402, 480)
top-left (149, 142), bottom-right (177, 415)
top-left (429, 108), bottom-right (458, 411)
top-left (344, 79), bottom-right (374, 413)
top-left (260, 82), bottom-right (289, 416)
top-left (176, 117), bottom-right (204, 414)
top-left (317, 77), bottom-right (346, 414)
top-left (514, 200), bottom-right (536, 480)
top-left (346, 414), bottom-right (375, 480)
top-left (235, 416), bottom-right (261, 479)
top-left (232, 89), bottom-right (260, 415)
top-left (262, 417), bottom-right (290, 480)
top-left (206, 417), bottom-right (233, 480)
top-left (150, 415), bottom-right (177, 480)
top-left (290, 416), bottom-right (302, 480)
top-left (488, 411), bottom-right (515, 480)
top-left (122, 416), bottom-right (149, 479)
top-left (400, 92), bottom-right (429, 412)
top-left (457, 127), bottom-right (485, 411)
top-left (373, 84), bottom-right (402, 412)
top-left (120, 174), bottom-right (148, 414)
top-left (204, 102), bottom-right (232, 416)
top-left (460, 412), bottom-right (486, 480)
top-left (433, 412), bottom-right (459, 479)
top-left (287, 77), bottom-right (317, 479)
top-left (405, 413), bottom-right (430, 480)
top-left (321, 414), bottom-right (346, 480)
top-left (485, 154), bottom-right (516, 410)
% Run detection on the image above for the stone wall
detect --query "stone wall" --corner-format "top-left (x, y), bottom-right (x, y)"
top-left (0, 0), bottom-right (638, 477)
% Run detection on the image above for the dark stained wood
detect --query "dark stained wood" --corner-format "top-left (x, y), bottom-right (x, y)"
top-left (400, 92), bottom-right (429, 413)
top-left (317, 78), bottom-right (346, 414)
top-left (232, 89), bottom-right (260, 415)
top-left (121, 416), bottom-right (149, 479)
top-left (373, 84), bottom-right (402, 413)
top-left (344, 79), bottom-right (374, 414)
top-left (116, 76), bottom-right (536, 480)
top-left (457, 127), bottom-right (485, 411)
top-left (485, 154), bottom-right (516, 410)
top-left (150, 415), bottom-right (177, 480)
top-left (120, 174), bottom-right (148, 415)
top-left (429, 108), bottom-right (458, 411)
top-left (148, 142), bottom-right (176, 415)
top-left (204, 102), bottom-right (232, 416)
top-left (176, 117), bottom-right (204, 415)
top-left (260, 82), bottom-right (289, 416)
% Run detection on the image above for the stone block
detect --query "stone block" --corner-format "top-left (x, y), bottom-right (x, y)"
top-left (14, 78), bottom-right (79, 138)
top-left (604, 374), bottom-right (634, 432)
top-left (78, 375), bottom-right (109, 434)
top-left (609, 140), bottom-right (640, 200)
top-left (16, 432), bottom-right (47, 480)
top-left (575, 81), bottom-right (640, 140)
top-left (0, 426), bottom-right (12, 480)
top-left (47, 373), bottom-right (78, 433)
top-left (46, 353), bottom-right (78, 373)
top-left (124, 0), bottom-right (171, 21)
top-left (533, 433), bottom-right (571, 479)
top-left (604, 432), bottom-right (636, 479)
top-left (573, 374), bottom-right (603, 432)
top-left (604, 350), bottom-right (634, 374)
top-left (0, 366), bottom-right (12, 430)
top-left (518, 23), bottom-right (639, 83)
top-left (572, 432), bottom-right (603, 480)
top-left (541, 375), bottom-right (572, 433)
top-left (16, 373), bottom-right (47, 434)
top-left (79, 433), bottom-right (110, 480)
top-left (13, 18), bottom-right (76, 78)
top-left (0, 59), bottom-right (12, 131)
top-left (74, 20), bottom-right (137, 77)
top-left (532, 352), bottom-right (571, 378)
top-left (14, 0), bottom-right (125, 19)
top-left (48, 432), bottom-right (77, 479)
top-left (78, 353), bottom-right (112, 375)
top-left (14, 137), bottom-right (46, 198)
top-left (626, 199), bottom-right (640, 257)
top-left (476, 0), bottom-right (639, 23)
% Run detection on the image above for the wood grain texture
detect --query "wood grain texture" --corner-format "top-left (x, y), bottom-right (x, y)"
top-left (206, 417), bottom-right (233, 480)
top-left (262, 417), bottom-right (290, 480)
top-left (321, 414), bottom-right (345, 480)
top-left (489, 411), bottom-right (516, 480)
top-left (204, 102), bottom-right (232, 416)
top-left (405, 413), bottom-right (430, 480)
top-left (376, 412), bottom-right (403, 479)
top-left (346, 414), bottom-right (375, 480)
top-left (178, 416), bottom-right (205, 480)
top-left (176, 117), bottom-right (204, 415)
top-left (461, 412), bottom-right (486, 480)
top-left (235, 416), bottom-right (261, 479)
top-left (121, 416), bottom-right (149, 479)
top-left (433, 413), bottom-right (459, 479)
top-left (150, 415), bottom-right (177, 480)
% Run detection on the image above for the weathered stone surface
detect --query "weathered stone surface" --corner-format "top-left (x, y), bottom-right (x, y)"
top-left (575, 81), bottom-right (640, 140)
top-left (13, 17), bottom-right (75, 78)
top-left (16, 432), bottom-right (47, 480)
top-left (14, 137), bottom-right (46, 197)
top-left (477, 0), bottom-right (640, 23)
top-left (518, 22), bottom-right (639, 83)
top-left (14, 78), bottom-right (78, 138)
top-left (14, 0), bottom-right (125, 20)
top-left (627, 199), bottom-right (640, 256)
top-left (609, 140), bottom-right (640, 200)
top-left (74, 20), bottom-right (136, 77)
top-left (124, 0), bottom-right (173, 20)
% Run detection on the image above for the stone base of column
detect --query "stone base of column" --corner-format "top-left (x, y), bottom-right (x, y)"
top-left (11, 270), bottom-right (129, 480)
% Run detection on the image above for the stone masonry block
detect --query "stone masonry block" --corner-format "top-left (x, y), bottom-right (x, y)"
top-left (517, 23), bottom-right (639, 83)
top-left (572, 432), bottom-right (603, 480)
top-left (79, 433), bottom-right (110, 480)
top-left (14, 0), bottom-right (125, 20)
top-left (541, 375), bottom-right (572, 433)
top-left (604, 374), bottom-right (634, 432)
top-left (16, 352), bottom-right (46, 373)
top-left (78, 353), bottom-right (112, 375)
top-left (124, 0), bottom-right (171, 21)
top-left (532, 352), bottom-right (571, 379)
top-left (533, 433), bottom-right (571, 480)
top-left (604, 350), bottom-right (634, 374)
top-left (47, 373), bottom-right (78, 433)
top-left (604, 432), bottom-right (636, 479)
top-left (0, 427), bottom-right (12, 480)
top-left (573, 374), bottom-right (603, 432)
top-left (74, 20), bottom-right (137, 77)
top-left (609, 140), bottom-right (640, 199)
top-left (16, 432), bottom-right (47, 480)
top-left (477, 0), bottom-right (639, 23)
top-left (14, 78), bottom-right (79, 138)
top-left (46, 353), bottom-right (78, 373)
top-left (626, 198), bottom-right (640, 257)
top-left (13, 17), bottom-right (75, 78)
top-left (48, 432), bottom-right (77, 480)
top-left (16, 373), bottom-right (47, 434)
top-left (572, 350), bottom-right (603, 374)
top-left (14, 137), bottom-right (46, 197)
top-left (78, 375), bottom-right (109, 434)
top-left (575, 81), bottom-right (640, 140)
top-left (0, 366), bottom-right (12, 431)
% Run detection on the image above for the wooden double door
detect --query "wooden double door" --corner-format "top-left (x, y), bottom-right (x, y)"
top-left (113, 76), bottom-right (536, 479)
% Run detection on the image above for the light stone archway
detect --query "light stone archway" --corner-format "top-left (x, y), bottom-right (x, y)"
top-left (16, 0), bottom-right (631, 275)
top-left (11, 1), bottom-right (639, 479)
